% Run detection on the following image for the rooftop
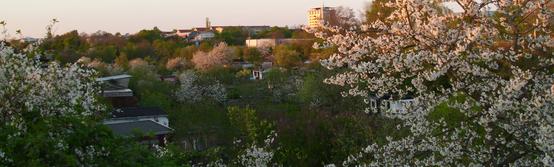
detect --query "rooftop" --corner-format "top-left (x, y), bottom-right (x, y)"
top-left (102, 89), bottom-right (133, 97)
top-left (105, 120), bottom-right (173, 137)
top-left (177, 29), bottom-right (194, 33)
top-left (112, 107), bottom-right (167, 119)
top-left (96, 74), bottom-right (132, 82)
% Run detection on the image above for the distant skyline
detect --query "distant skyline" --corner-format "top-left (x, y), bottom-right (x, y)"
top-left (0, 0), bottom-right (367, 38)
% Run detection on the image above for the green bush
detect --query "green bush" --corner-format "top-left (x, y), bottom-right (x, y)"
top-left (227, 88), bottom-right (241, 100)
top-left (202, 67), bottom-right (236, 85)
top-left (235, 69), bottom-right (252, 80)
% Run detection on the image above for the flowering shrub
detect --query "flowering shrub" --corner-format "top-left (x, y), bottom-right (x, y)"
top-left (312, 0), bottom-right (554, 166)
top-left (176, 70), bottom-right (227, 103)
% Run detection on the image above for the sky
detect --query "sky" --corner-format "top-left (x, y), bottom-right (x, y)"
top-left (0, 0), bottom-right (367, 38)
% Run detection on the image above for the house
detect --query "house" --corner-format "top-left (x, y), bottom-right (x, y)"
top-left (98, 75), bottom-right (173, 146)
top-left (174, 28), bottom-right (215, 42)
top-left (161, 31), bottom-right (177, 38)
top-left (105, 120), bottom-right (173, 146)
top-left (104, 107), bottom-right (172, 145)
top-left (246, 39), bottom-right (277, 48)
top-left (384, 99), bottom-right (415, 113)
top-left (367, 95), bottom-right (416, 113)
top-left (252, 69), bottom-right (264, 80)
top-left (250, 62), bottom-right (274, 80)
top-left (104, 107), bottom-right (169, 127)
top-left (96, 74), bottom-right (133, 97)
top-left (97, 74), bottom-right (138, 107)
top-left (193, 31), bottom-right (215, 41)
top-left (231, 59), bottom-right (255, 69)
top-left (176, 29), bottom-right (195, 38)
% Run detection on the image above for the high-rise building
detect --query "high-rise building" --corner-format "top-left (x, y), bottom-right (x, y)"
top-left (308, 6), bottom-right (337, 29)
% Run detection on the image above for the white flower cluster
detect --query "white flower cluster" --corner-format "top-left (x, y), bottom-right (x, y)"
top-left (152, 144), bottom-right (170, 159)
top-left (312, 0), bottom-right (554, 166)
top-left (175, 70), bottom-right (227, 103)
top-left (74, 145), bottom-right (110, 165)
top-left (238, 131), bottom-right (276, 167)
top-left (0, 44), bottom-right (104, 129)
top-left (0, 44), bottom-right (105, 165)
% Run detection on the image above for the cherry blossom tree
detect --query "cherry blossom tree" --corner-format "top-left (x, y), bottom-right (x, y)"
top-left (192, 42), bottom-right (233, 71)
top-left (0, 43), bottom-right (181, 166)
top-left (175, 70), bottom-right (227, 103)
top-left (0, 43), bottom-right (109, 165)
top-left (0, 43), bottom-right (103, 126)
top-left (312, 0), bottom-right (554, 166)
top-left (166, 56), bottom-right (190, 71)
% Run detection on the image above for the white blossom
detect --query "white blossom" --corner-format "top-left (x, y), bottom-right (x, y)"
top-left (175, 70), bottom-right (227, 103)
top-left (312, 0), bottom-right (554, 166)
top-left (0, 44), bottom-right (104, 128)
top-left (0, 43), bottom-right (106, 164)
top-left (237, 131), bottom-right (276, 167)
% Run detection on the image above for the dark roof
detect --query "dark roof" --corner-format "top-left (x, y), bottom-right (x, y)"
top-left (112, 107), bottom-right (167, 118)
top-left (106, 120), bottom-right (172, 137)
top-left (161, 31), bottom-right (176, 34)
top-left (102, 89), bottom-right (133, 97)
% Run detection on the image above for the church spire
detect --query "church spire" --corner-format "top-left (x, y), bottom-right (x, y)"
top-left (205, 17), bottom-right (211, 29)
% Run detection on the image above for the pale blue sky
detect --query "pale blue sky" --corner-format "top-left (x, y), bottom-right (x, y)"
top-left (1, 0), bottom-right (367, 38)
